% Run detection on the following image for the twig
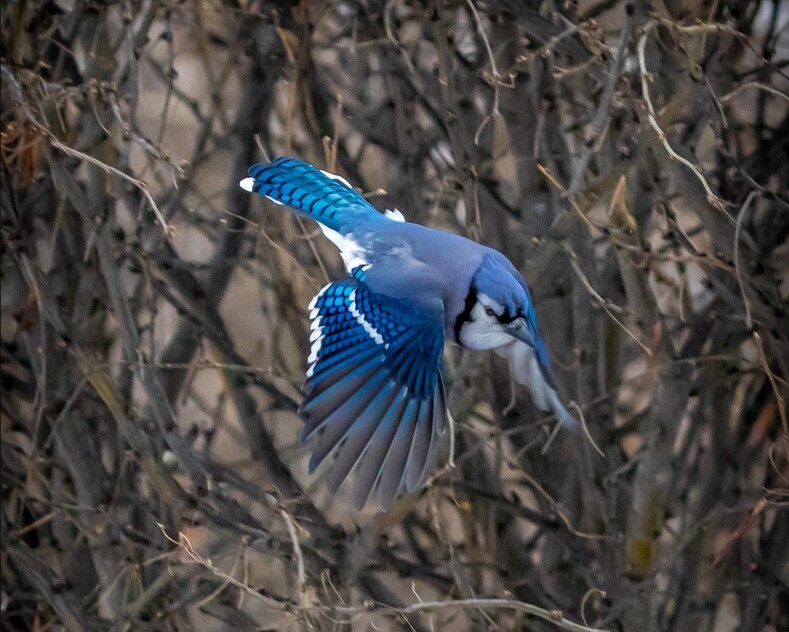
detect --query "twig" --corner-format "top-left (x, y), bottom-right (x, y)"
top-left (518, 469), bottom-right (610, 541)
top-left (636, 22), bottom-right (729, 214)
top-left (569, 10), bottom-right (632, 193)
top-left (734, 191), bottom-right (758, 329)
top-left (331, 598), bottom-right (611, 632)
top-left (266, 494), bottom-right (308, 605)
top-left (720, 81), bottom-right (789, 104)
top-left (1, 64), bottom-right (172, 236)
top-left (161, 524), bottom-right (611, 631)
top-left (752, 332), bottom-right (788, 460)
top-left (465, 0), bottom-right (506, 144)
top-left (56, 139), bottom-right (172, 236)
top-left (581, 588), bottom-right (607, 629)
top-left (158, 525), bottom-right (291, 612)
top-left (538, 164), bottom-right (606, 230)
top-left (570, 401), bottom-right (605, 458)
top-left (565, 246), bottom-right (653, 357)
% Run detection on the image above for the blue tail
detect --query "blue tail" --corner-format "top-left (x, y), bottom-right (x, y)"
top-left (240, 157), bottom-right (379, 232)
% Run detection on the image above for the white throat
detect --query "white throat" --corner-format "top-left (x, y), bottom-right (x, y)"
top-left (457, 302), bottom-right (511, 350)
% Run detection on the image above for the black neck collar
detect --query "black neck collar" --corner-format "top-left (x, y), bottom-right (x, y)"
top-left (453, 285), bottom-right (477, 343)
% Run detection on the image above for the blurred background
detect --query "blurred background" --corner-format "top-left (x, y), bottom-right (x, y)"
top-left (2, 1), bottom-right (788, 630)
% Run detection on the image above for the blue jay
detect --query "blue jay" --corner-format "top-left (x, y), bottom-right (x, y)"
top-left (241, 157), bottom-right (577, 510)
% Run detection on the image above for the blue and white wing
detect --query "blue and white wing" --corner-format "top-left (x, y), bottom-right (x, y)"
top-left (241, 157), bottom-right (392, 273)
top-left (240, 157), bottom-right (379, 232)
top-left (301, 276), bottom-right (448, 511)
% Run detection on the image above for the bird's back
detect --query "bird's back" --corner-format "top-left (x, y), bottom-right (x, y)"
top-left (356, 220), bottom-right (487, 334)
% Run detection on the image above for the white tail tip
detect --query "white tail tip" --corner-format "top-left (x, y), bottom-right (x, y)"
top-left (239, 177), bottom-right (254, 192)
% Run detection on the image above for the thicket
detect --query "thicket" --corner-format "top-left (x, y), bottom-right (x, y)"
top-left (2, 1), bottom-right (787, 630)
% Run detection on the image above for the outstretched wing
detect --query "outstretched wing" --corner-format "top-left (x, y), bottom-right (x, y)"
top-left (301, 276), bottom-right (449, 511)
top-left (240, 157), bottom-right (379, 232)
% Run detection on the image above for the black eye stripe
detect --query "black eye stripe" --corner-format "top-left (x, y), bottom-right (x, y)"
top-left (499, 306), bottom-right (526, 324)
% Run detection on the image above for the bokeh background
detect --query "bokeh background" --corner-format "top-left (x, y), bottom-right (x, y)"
top-left (2, 1), bottom-right (788, 630)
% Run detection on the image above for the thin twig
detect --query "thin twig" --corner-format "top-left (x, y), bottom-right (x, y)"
top-left (158, 525), bottom-right (291, 612)
top-left (570, 401), bottom-right (605, 458)
top-left (569, 10), bottom-right (632, 193)
top-left (565, 247), bottom-right (653, 357)
top-left (161, 524), bottom-right (610, 631)
top-left (734, 191), bottom-right (758, 329)
top-left (465, 0), bottom-right (505, 145)
top-left (636, 21), bottom-right (729, 214)
top-left (752, 333), bottom-right (788, 460)
top-left (538, 164), bottom-right (606, 230)
top-left (1, 64), bottom-right (173, 236)
top-left (720, 81), bottom-right (789, 104)
top-left (266, 494), bottom-right (307, 605)
top-left (332, 598), bottom-right (611, 632)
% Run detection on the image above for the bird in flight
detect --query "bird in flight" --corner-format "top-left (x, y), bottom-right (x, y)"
top-left (241, 157), bottom-right (577, 511)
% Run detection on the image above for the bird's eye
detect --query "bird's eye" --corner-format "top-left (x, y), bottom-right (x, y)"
top-left (484, 306), bottom-right (496, 317)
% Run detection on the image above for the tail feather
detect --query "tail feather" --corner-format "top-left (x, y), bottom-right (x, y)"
top-left (496, 340), bottom-right (579, 429)
top-left (240, 157), bottom-right (378, 231)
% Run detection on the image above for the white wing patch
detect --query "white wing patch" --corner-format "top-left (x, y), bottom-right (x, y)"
top-left (240, 177), bottom-right (288, 207)
top-left (306, 282), bottom-right (334, 377)
top-left (308, 281), bottom-right (333, 316)
top-left (305, 284), bottom-right (388, 378)
top-left (240, 176), bottom-right (289, 208)
top-left (384, 208), bottom-right (405, 222)
top-left (306, 314), bottom-right (323, 375)
top-left (317, 223), bottom-right (368, 272)
top-left (348, 289), bottom-right (387, 347)
top-left (243, 168), bottom-right (380, 274)
top-left (316, 168), bottom-right (378, 271)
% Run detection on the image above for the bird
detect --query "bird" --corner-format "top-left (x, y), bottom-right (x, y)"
top-left (240, 157), bottom-right (578, 511)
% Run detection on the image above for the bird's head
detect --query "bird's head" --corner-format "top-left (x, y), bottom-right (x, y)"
top-left (455, 253), bottom-right (542, 353)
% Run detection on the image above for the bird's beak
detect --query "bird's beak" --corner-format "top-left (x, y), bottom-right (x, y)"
top-left (505, 318), bottom-right (535, 347)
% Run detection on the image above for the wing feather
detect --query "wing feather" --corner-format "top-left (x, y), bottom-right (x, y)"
top-left (404, 398), bottom-right (434, 491)
top-left (327, 382), bottom-right (405, 494)
top-left (308, 370), bottom-right (389, 472)
top-left (376, 398), bottom-right (421, 510)
top-left (300, 354), bottom-right (385, 422)
top-left (303, 278), bottom-right (448, 510)
top-left (352, 393), bottom-right (411, 510)
top-left (242, 158), bottom-right (378, 232)
top-left (405, 374), bottom-right (450, 491)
